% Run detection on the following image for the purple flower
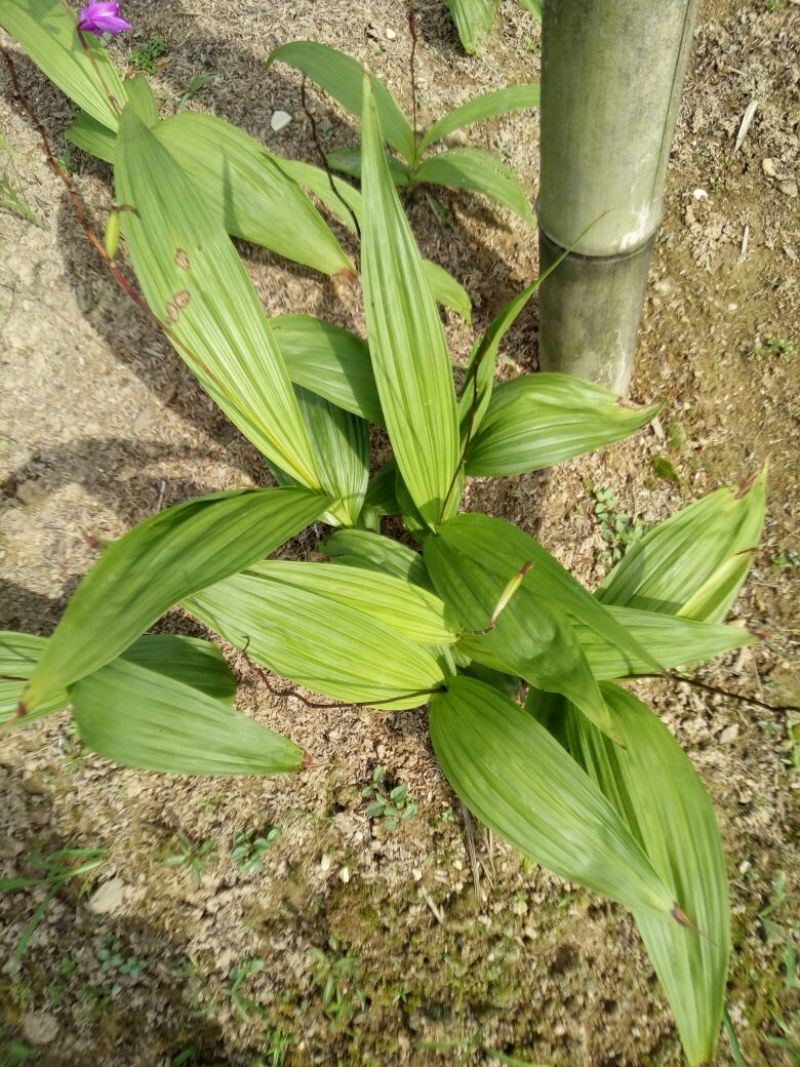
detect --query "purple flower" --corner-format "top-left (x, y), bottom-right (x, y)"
top-left (77, 2), bottom-right (132, 36)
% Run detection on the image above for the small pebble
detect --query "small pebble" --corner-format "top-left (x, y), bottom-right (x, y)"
top-left (270, 110), bottom-right (292, 132)
top-left (386, 27), bottom-right (397, 39)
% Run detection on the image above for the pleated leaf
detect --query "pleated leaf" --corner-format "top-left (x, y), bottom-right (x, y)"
top-left (249, 560), bottom-right (454, 645)
top-left (445, 0), bottom-right (498, 55)
top-left (185, 570), bottom-right (445, 710)
top-left (430, 675), bottom-right (675, 915)
top-left (361, 77), bottom-right (461, 528)
top-left (421, 260), bottom-right (473, 325)
top-left (575, 606), bottom-right (754, 680)
top-left (564, 684), bottom-right (730, 1066)
top-left (268, 41), bottom-right (416, 161)
top-left (115, 106), bottom-right (320, 488)
top-left (291, 387), bottom-right (369, 527)
top-left (0, 633), bottom-right (67, 729)
top-left (425, 532), bottom-right (619, 739)
top-left (415, 148), bottom-right (534, 225)
top-left (467, 374), bottom-right (659, 477)
top-left (0, 0), bottom-right (128, 131)
top-left (327, 147), bottom-right (412, 187)
top-left (322, 529), bottom-right (433, 590)
top-left (421, 83), bottom-right (540, 152)
top-left (271, 315), bottom-right (383, 426)
top-left (72, 657), bottom-right (302, 776)
top-left (597, 468), bottom-right (767, 621)
top-left (153, 112), bottom-right (352, 275)
top-left (20, 487), bottom-right (328, 714)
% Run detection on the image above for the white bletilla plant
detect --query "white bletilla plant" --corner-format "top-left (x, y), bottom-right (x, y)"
top-left (0, 3), bottom-right (767, 1062)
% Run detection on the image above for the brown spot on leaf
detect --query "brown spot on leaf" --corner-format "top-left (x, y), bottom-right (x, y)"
top-left (166, 301), bottom-right (179, 323)
top-left (174, 248), bottom-right (190, 270)
top-left (174, 289), bottom-right (191, 309)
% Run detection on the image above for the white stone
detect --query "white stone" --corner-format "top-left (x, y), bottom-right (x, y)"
top-left (21, 1012), bottom-right (58, 1045)
top-left (270, 110), bottom-right (292, 132)
top-left (87, 876), bottom-right (127, 915)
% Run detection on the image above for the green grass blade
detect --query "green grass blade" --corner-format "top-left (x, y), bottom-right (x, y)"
top-left (467, 373), bottom-right (658, 476)
top-left (597, 467), bottom-right (767, 621)
top-left (20, 487), bottom-right (328, 714)
top-left (73, 657), bottom-right (303, 775)
top-left (415, 148), bottom-right (534, 225)
top-left (115, 106), bottom-right (321, 487)
top-left (0, 0), bottom-right (127, 130)
top-left (421, 83), bottom-right (540, 152)
top-left (268, 41), bottom-right (416, 161)
top-left (430, 675), bottom-right (675, 915)
top-left (361, 76), bottom-right (460, 528)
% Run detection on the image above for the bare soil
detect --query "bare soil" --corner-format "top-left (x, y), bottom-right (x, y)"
top-left (0, 1), bottom-right (798, 1065)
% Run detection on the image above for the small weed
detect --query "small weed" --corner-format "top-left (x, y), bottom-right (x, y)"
top-left (666, 420), bottom-right (688, 452)
top-left (362, 766), bottom-right (417, 831)
top-left (161, 834), bottom-right (217, 886)
top-left (97, 936), bottom-right (145, 992)
top-left (0, 846), bottom-right (107, 973)
top-left (261, 1026), bottom-right (300, 1066)
top-left (0, 134), bottom-right (37, 225)
top-left (765, 0), bottom-right (785, 10)
top-left (131, 34), bottom-right (169, 74)
top-left (771, 549), bottom-right (800, 570)
top-left (590, 487), bottom-right (649, 563)
top-left (310, 939), bottom-right (364, 1029)
top-left (754, 336), bottom-right (796, 362)
top-left (231, 826), bottom-right (281, 874)
top-left (177, 72), bottom-right (214, 112)
top-left (225, 958), bottom-right (265, 1022)
top-left (0, 1024), bottom-right (39, 1064)
top-left (651, 454), bottom-right (680, 484)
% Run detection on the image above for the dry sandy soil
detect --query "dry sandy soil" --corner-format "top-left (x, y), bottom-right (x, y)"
top-left (0, 0), bottom-right (798, 1064)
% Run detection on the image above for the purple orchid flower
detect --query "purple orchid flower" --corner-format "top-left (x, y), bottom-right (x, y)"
top-left (77, 2), bottom-right (132, 37)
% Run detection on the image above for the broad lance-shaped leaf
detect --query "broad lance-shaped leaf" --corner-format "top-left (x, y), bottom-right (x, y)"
top-left (322, 528), bottom-right (434, 591)
top-left (361, 76), bottom-right (461, 528)
top-left (429, 675), bottom-right (676, 916)
top-left (20, 487), bottom-right (329, 714)
top-left (414, 148), bottom-right (535, 226)
top-left (327, 148), bottom-right (412, 188)
top-left (446, 0), bottom-right (497, 55)
top-left (248, 560), bottom-right (454, 645)
top-left (185, 568), bottom-right (445, 710)
top-left (271, 161), bottom-right (473, 323)
top-left (0, 0), bottom-right (128, 131)
top-left (561, 684), bottom-right (730, 1066)
top-left (271, 315), bottom-right (384, 427)
top-left (597, 467), bottom-right (767, 622)
top-left (72, 657), bottom-right (302, 776)
top-left (115, 106), bottom-right (321, 488)
top-left (2, 632), bottom-right (236, 730)
top-left (467, 374), bottom-right (659, 477)
top-left (425, 529), bottom-right (620, 740)
top-left (575, 606), bottom-right (753, 680)
top-left (421, 83), bottom-right (540, 152)
top-left (268, 41), bottom-right (416, 162)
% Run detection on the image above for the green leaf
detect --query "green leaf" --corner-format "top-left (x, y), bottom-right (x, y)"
top-left (185, 567), bottom-right (445, 710)
top-left (153, 112), bottom-right (353, 276)
top-left (20, 487), bottom-right (328, 714)
top-left (121, 634), bottom-right (236, 704)
top-left (575, 606), bottom-right (754, 680)
top-left (271, 315), bottom-right (383, 426)
top-left (0, 0), bottom-right (128, 131)
top-left (421, 84), bottom-right (540, 152)
top-left (445, 0), bottom-right (498, 55)
top-left (429, 675), bottom-right (675, 915)
top-left (248, 560), bottom-right (455, 645)
top-left (361, 77), bottom-right (460, 528)
top-left (72, 657), bottom-right (302, 776)
top-left (115, 106), bottom-right (321, 488)
top-left (421, 260), bottom-right (472, 325)
top-left (292, 387), bottom-right (369, 527)
top-left (0, 633), bottom-right (67, 728)
top-left (564, 684), bottom-right (730, 1065)
top-left (425, 530), bottom-right (619, 739)
top-left (322, 528), bottom-right (434, 591)
top-left (268, 41), bottom-right (416, 162)
top-left (67, 110), bottom-right (116, 162)
top-left (467, 374), bottom-right (659, 477)
top-left (327, 147), bottom-right (412, 187)
top-left (517, 0), bottom-right (542, 17)
top-left (414, 148), bottom-right (534, 225)
top-left (597, 468), bottom-right (767, 622)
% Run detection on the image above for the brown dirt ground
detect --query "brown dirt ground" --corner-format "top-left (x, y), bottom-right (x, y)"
top-left (0, 0), bottom-right (798, 1064)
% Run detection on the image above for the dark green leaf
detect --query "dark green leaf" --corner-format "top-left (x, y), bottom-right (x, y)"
top-left (415, 147), bottom-right (534, 225)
